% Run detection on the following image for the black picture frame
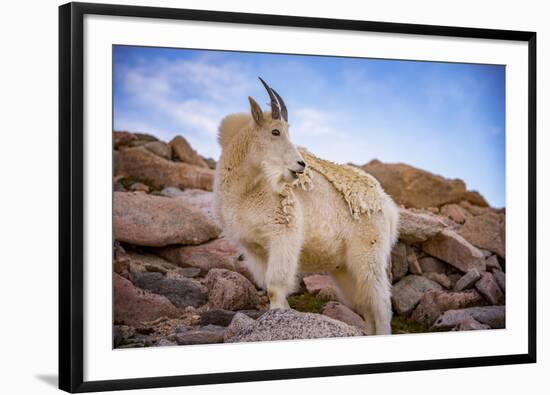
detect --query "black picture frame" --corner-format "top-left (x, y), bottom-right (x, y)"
top-left (59, 2), bottom-right (537, 393)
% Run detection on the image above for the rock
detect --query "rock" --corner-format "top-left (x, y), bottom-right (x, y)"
top-left (174, 325), bottom-right (225, 345)
top-left (170, 189), bottom-right (217, 222)
top-left (129, 182), bottom-right (150, 193)
top-left (113, 325), bottom-right (136, 347)
top-left (362, 160), bottom-right (488, 209)
top-left (494, 271), bottom-right (506, 292)
top-left (432, 306), bottom-right (505, 330)
top-left (224, 312), bottom-right (256, 342)
top-left (133, 132), bottom-right (158, 142)
top-left (391, 242), bottom-right (409, 283)
top-left (475, 272), bottom-right (504, 305)
top-left (202, 157), bottom-right (217, 169)
top-left (485, 255), bottom-right (502, 272)
top-left (169, 135), bottom-right (209, 168)
top-left (447, 273), bottom-right (462, 289)
top-left (114, 256), bottom-right (131, 280)
top-left (391, 275), bottom-right (442, 315)
top-left (303, 274), bottom-right (339, 300)
top-left (113, 273), bottom-right (181, 326)
top-left (116, 250), bottom-right (201, 278)
top-left (411, 289), bottom-right (484, 325)
top-left (113, 179), bottom-right (126, 192)
top-left (199, 309), bottom-right (239, 326)
top-left (458, 211), bottom-right (505, 259)
top-left (143, 141), bottom-right (172, 160)
top-left (155, 339), bottom-right (177, 347)
top-left (206, 269), bottom-right (260, 310)
top-left (459, 200), bottom-right (497, 216)
top-left (398, 208), bottom-right (448, 243)
top-left (452, 316), bottom-right (491, 331)
top-left (113, 131), bottom-right (138, 148)
top-left (454, 268), bottom-right (482, 291)
top-left (224, 309), bottom-right (364, 343)
top-left (422, 229), bottom-right (486, 273)
top-left (159, 186), bottom-right (186, 198)
top-left (131, 271), bottom-right (208, 308)
top-left (113, 150), bottom-right (120, 175)
top-left (419, 256), bottom-right (448, 274)
top-left (117, 146), bottom-right (214, 190)
top-left (440, 204), bottom-right (468, 224)
top-left (407, 246), bottom-right (422, 275)
top-left (322, 302), bottom-right (366, 332)
top-left (200, 309), bottom-right (264, 326)
top-left (114, 192), bottom-right (220, 247)
top-left (156, 238), bottom-right (239, 275)
top-left (424, 272), bottom-right (452, 289)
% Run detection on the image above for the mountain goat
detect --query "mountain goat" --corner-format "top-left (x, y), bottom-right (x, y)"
top-left (213, 78), bottom-right (399, 335)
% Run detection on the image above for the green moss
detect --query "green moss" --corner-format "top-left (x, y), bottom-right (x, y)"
top-left (391, 315), bottom-right (432, 334)
top-left (287, 293), bottom-right (328, 314)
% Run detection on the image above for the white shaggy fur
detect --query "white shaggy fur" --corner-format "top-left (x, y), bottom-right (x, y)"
top-left (213, 105), bottom-right (400, 335)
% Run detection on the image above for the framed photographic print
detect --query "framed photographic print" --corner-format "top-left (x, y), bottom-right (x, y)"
top-left (59, 2), bottom-right (537, 393)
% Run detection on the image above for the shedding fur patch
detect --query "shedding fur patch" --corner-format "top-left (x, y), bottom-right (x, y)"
top-left (297, 148), bottom-right (383, 220)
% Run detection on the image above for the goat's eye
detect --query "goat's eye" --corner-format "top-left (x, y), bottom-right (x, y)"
top-left (271, 129), bottom-right (280, 136)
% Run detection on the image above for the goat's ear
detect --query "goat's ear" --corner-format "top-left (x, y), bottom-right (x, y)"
top-left (248, 96), bottom-right (264, 126)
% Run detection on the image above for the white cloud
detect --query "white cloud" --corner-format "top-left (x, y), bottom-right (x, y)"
top-left (117, 57), bottom-right (255, 142)
top-left (292, 107), bottom-right (343, 137)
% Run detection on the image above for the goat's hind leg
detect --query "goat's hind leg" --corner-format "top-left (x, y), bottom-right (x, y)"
top-left (345, 242), bottom-right (392, 335)
top-left (331, 266), bottom-right (376, 335)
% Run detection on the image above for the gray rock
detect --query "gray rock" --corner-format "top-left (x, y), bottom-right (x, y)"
top-left (322, 301), bottom-right (367, 333)
top-left (132, 271), bottom-right (208, 308)
top-left (155, 339), bottom-right (178, 347)
top-left (224, 312), bottom-right (257, 342)
top-left (174, 325), bottom-right (225, 345)
top-left (419, 256), bottom-right (448, 274)
top-left (391, 242), bottom-right (409, 283)
top-left (399, 208), bottom-right (447, 243)
top-left (407, 246), bottom-right (422, 275)
top-left (159, 186), bottom-right (186, 198)
top-left (486, 255), bottom-right (502, 272)
top-left (432, 306), bottom-right (505, 330)
top-left (200, 309), bottom-right (264, 326)
top-left (206, 269), bottom-right (260, 310)
top-left (494, 270), bottom-right (505, 292)
top-left (225, 309), bottom-right (364, 343)
top-left (448, 273), bottom-right (462, 289)
top-left (143, 141), bottom-right (172, 160)
top-left (475, 272), bottom-right (504, 305)
top-left (452, 316), bottom-right (491, 331)
top-left (113, 325), bottom-right (136, 347)
top-left (422, 229), bottom-right (486, 273)
top-left (411, 289), bottom-right (483, 325)
top-left (424, 272), bottom-right (452, 289)
top-left (454, 268), bottom-right (481, 291)
top-left (174, 324), bottom-right (190, 334)
top-left (391, 275), bottom-right (442, 315)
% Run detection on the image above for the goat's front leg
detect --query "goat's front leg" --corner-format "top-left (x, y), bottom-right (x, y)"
top-left (265, 234), bottom-right (301, 309)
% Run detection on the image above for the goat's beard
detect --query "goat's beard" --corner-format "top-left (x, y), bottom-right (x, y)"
top-left (261, 162), bottom-right (294, 194)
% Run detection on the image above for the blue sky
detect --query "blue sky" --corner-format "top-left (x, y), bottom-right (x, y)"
top-left (114, 46), bottom-right (505, 207)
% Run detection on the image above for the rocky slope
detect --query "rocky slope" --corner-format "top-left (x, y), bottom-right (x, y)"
top-left (112, 131), bottom-right (505, 348)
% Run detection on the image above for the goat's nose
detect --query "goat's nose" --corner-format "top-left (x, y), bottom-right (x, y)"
top-left (297, 160), bottom-right (306, 168)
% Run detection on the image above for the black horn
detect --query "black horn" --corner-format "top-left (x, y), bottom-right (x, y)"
top-left (258, 77), bottom-right (281, 120)
top-left (271, 88), bottom-right (288, 122)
